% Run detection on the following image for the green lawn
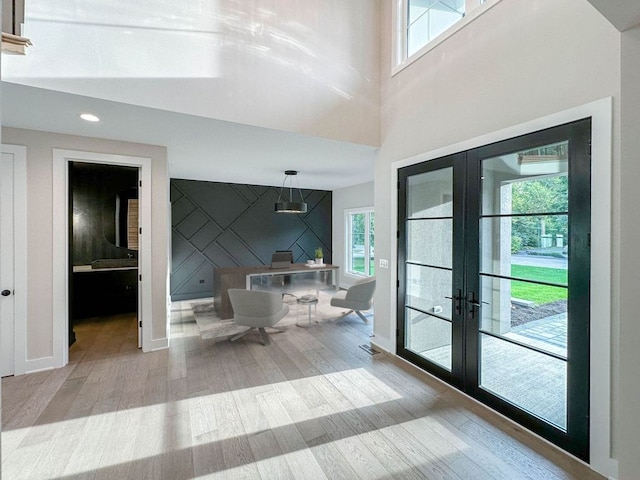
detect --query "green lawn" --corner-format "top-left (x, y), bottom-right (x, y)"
top-left (352, 257), bottom-right (375, 275)
top-left (510, 264), bottom-right (567, 305)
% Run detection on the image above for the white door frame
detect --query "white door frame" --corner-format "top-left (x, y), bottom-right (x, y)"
top-left (52, 149), bottom-right (152, 367)
top-left (0, 145), bottom-right (27, 375)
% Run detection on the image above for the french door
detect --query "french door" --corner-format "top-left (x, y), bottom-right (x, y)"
top-left (397, 119), bottom-right (591, 459)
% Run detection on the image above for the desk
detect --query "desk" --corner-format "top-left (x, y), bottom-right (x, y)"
top-left (214, 263), bottom-right (338, 320)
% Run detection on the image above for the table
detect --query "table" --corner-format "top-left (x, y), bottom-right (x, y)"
top-left (296, 295), bottom-right (319, 327)
top-left (213, 263), bottom-right (338, 320)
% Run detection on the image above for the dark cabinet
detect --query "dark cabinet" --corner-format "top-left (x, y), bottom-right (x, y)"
top-left (72, 269), bottom-right (138, 320)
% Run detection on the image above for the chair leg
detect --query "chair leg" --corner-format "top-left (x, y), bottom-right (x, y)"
top-left (355, 310), bottom-right (369, 323)
top-left (333, 309), bottom-right (354, 322)
top-left (230, 328), bottom-right (252, 342)
top-left (258, 327), bottom-right (271, 346)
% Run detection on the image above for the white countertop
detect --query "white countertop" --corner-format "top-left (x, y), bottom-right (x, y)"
top-left (73, 265), bottom-right (138, 273)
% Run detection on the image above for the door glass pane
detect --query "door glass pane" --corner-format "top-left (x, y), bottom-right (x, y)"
top-left (406, 264), bottom-right (452, 319)
top-left (479, 275), bottom-right (567, 357)
top-left (407, 219), bottom-right (452, 268)
top-left (480, 333), bottom-right (567, 430)
top-left (406, 307), bottom-right (452, 371)
top-left (407, 167), bottom-right (453, 218)
top-left (405, 166), bottom-right (454, 372)
top-left (482, 142), bottom-right (568, 216)
top-left (480, 215), bottom-right (568, 284)
top-left (479, 141), bottom-right (571, 431)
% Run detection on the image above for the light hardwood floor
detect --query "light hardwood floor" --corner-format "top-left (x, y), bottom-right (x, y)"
top-left (1, 302), bottom-right (604, 480)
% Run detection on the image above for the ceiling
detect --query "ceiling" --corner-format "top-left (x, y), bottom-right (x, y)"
top-left (1, 81), bottom-right (378, 191)
top-left (585, 0), bottom-right (640, 32)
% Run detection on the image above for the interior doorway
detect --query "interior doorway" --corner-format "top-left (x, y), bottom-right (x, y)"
top-left (69, 162), bottom-right (140, 350)
top-left (397, 118), bottom-right (591, 459)
top-left (52, 149), bottom-right (152, 369)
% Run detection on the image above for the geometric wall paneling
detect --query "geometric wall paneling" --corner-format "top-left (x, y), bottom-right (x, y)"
top-left (170, 178), bottom-right (332, 301)
top-left (171, 231), bottom-right (199, 269)
top-left (171, 195), bottom-right (196, 227)
top-left (170, 249), bottom-right (208, 291)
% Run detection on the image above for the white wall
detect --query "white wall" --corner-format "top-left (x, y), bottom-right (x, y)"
top-left (1, 17), bottom-right (3, 478)
top-left (375, 0), bottom-right (621, 476)
top-left (3, 0), bottom-right (381, 147)
top-left (1, 128), bottom-right (169, 368)
top-left (332, 181), bottom-right (375, 288)
top-left (618, 24), bottom-right (640, 480)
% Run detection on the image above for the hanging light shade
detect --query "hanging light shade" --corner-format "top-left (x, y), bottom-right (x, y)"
top-left (275, 170), bottom-right (307, 214)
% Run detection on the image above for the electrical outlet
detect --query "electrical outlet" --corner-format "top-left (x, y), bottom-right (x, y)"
top-left (199, 279), bottom-right (205, 284)
top-left (379, 259), bottom-right (389, 268)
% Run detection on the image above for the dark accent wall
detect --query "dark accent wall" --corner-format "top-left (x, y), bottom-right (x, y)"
top-left (170, 178), bottom-right (332, 301)
top-left (70, 162), bottom-right (139, 265)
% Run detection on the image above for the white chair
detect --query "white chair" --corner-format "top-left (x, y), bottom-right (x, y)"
top-left (330, 277), bottom-right (376, 323)
top-left (228, 289), bottom-right (289, 345)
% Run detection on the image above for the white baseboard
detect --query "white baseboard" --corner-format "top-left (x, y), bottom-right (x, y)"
top-left (146, 337), bottom-right (169, 352)
top-left (23, 356), bottom-right (56, 375)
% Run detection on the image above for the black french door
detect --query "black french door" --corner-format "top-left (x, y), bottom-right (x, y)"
top-left (397, 119), bottom-right (591, 459)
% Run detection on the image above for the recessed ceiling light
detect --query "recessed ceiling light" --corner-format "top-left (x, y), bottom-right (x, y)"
top-left (80, 113), bottom-right (100, 122)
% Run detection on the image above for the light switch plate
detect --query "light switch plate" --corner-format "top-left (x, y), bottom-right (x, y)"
top-left (379, 259), bottom-right (389, 268)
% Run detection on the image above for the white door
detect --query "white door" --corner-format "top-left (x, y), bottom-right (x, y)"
top-left (1, 152), bottom-right (16, 376)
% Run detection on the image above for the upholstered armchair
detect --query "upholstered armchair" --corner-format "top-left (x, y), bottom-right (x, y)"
top-left (330, 277), bottom-right (376, 323)
top-left (228, 289), bottom-right (289, 345)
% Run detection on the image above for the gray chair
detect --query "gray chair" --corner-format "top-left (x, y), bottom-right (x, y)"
top-left (330, 277), bottom-right (376, 323)
top-left (228, 289), bottom-right (289, 345)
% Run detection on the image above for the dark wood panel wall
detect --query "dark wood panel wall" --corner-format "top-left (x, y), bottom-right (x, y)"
top-left (170, 178), bottom-right (332, 301)
top-left (70, 162), bottom-right (138, 265)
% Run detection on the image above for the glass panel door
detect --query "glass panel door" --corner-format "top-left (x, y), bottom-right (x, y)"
top-left (397, 119), bottom-right (591, 460)
top-left (478, 143), bottom-right (570, 429)
top-left (398, 157), bottom-right (462, 382)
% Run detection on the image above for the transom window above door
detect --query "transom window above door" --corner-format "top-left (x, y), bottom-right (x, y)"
top-left (394, 0), bottom-right (494, 70)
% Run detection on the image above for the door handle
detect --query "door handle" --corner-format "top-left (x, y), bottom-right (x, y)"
top-left (445, 289), bottom-right (463, 315)
top-left (1, 289), bottom-right (11, 297)
top-left (466, 291), bottom-right (489, 308)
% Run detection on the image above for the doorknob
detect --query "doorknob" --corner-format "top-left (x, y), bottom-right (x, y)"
top-left (1, 289), bottom-right (11, 297)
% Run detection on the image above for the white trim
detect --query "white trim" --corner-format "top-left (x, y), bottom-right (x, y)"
top-left (392, 0), bottom-right (504, 76)
top-left (1, 145), bottom-right (28, 375)
top-left (389, 97), bottom-right (614, 477)
top-left (23, 356), bottom-right (56, 375)
top-left (52, 149), bottom-right (154, 369)
top-left (148, 337), bottom-right (169, 351)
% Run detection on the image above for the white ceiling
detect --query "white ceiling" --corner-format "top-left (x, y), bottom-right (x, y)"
top-left (1, 81), bottom-right (378, 190)
top-left (585, 0), bottom-right (640, 32)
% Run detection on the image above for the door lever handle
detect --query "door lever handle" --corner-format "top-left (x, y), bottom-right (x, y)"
top-left (445, 288), bottom-right (463, 315)
top-left (466, 291), bottom-right (489, 308)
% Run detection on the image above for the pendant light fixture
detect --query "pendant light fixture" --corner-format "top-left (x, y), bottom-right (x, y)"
top-left (275, 170), bottom-right (308, 214)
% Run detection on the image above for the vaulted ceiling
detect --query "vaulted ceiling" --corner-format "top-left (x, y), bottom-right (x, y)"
top-left (585, 0), bottom-right (640, 32)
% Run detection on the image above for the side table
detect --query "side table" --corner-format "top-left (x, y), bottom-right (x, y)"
top-left (296, 295), bottom-right (319, 327)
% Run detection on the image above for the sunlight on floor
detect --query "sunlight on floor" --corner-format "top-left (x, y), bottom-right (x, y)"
top-left (1, 368), bottom-right (403, 478)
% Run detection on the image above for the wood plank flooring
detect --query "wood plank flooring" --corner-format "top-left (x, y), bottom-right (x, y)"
top-left (1, 302), bottom-right (604, 479)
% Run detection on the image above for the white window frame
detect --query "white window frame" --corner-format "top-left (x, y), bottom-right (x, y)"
top-left (345, 207), bottom-right (375, 278)
top-left (392, 0), bottom-right (503, 75)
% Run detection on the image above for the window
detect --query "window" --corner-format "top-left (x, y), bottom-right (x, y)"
top-left (346, 208), bottom-right (375, 277)
top-left (395, 0), bottom-right (491, 68)
top-left (407, 0), bottom-right (465, 57)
